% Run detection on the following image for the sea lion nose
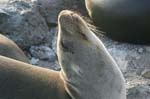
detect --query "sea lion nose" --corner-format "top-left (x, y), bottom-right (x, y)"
top-left (58, 10), bottom-right (73, 24)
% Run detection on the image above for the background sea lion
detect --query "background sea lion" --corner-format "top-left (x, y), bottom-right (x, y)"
top-left (0, 34), bottom-right (29, 63)
top-left (85, 0), bottom-right (150, 44)
top-left (57, 10), bottom-right (126, 99)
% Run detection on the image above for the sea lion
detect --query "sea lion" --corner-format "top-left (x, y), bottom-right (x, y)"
top-left (57, 10), bottom-right (126, 99)
top-left (85, 0), bottom-right (150, 44)
top-left (0, 55), bottom-right (71, 99)
top-left (0, 34), bottom-right (29, 63)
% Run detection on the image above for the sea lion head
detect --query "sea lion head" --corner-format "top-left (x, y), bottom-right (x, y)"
top-left (57, 10), bottom-right (106, 77)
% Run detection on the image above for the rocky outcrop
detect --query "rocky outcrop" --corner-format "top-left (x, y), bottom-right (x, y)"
top-left (0, 0), bottom-right (50, 49)
top-left (37, 0), bottom-right (86, 27)
top-left (29, 44), bottom-right (60, 70)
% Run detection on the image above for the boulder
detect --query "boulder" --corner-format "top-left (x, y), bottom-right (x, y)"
top-left (37, 0), bottom-right (86, 26)
top-left (0, 0), bottom-right (50, 49)
top-left (29, 45), bottom-right (56, 62)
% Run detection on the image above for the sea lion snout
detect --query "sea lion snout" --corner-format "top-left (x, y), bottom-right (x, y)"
top-left (58, 10), bottom-right (74, 23)
top-left (58, 10), bottom-right (82, 26)
top-left (58, 10), bottom-right (90, 41)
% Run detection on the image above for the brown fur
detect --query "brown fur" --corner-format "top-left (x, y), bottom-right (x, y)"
top-left (0, 55), bottom-right (71, 99)
top-left (0, 34), bottom-right (29, 63)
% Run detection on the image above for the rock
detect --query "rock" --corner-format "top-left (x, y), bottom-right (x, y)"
top-left (138, 48), bottom-right (144, 54)
top-left (37, 0), bottom-right (86, 26)
top-left (145, 46), bottom-right (150, 53)
top-left (0, 0), bottom-right (49, 49)
top-left (101, 36), bottom-right (150, 75)
top-left (37, 60), bottom-right (60, 70)
top-left (51, 27), bottom-right (58, 53)
top-left (30, 57), bottom-right (39, 65)
top-left (45, 27), bottom-right (58, 48)
top-left (30, 57), bottom-right (60, 70)
top-left (37, 0), bottom-right (63, 26)
top-left (29, 45), bottom-right (56, 62)
top-left (142, 70), bottom-right (150, 79)
top-left (107, 47), bottom-right (128, 72)
top-left (127, 85), bottom-right (150, 99)
top-left (0, 9), bottom-right (10, 23)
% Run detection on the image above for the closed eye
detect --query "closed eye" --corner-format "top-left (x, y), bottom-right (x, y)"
top-left (61, 41), bottom-right (75, 54)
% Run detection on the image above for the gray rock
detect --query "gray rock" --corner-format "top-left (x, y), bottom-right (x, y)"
top-left (0, 0), bottom-right (49, 48)
top-left (0, 9), bottom-right (10, 23)
top-left (37, 0), bottom-right (63, 26)
top-left (145, 46), bottom-right (150, 53)
top-left (100, 36), bottom-right (150, 75)
top-left (30, 57), bottom-right (60, 70)
top-left (127, 85), bottom-right (150, 99)
top-left (51, 27), bottom-right (58, 53)
top-left (37, 60), bottom-right (60, 70)
top-left (37, 0), bottom-right (86, 26)
top-left (30, 45), bottom-right (56, 62)
top-left (46, 27), bottom-right (58, 48)
top-left (138, 48), bottom-right (144, 54)
top-left (142, 70), bottom-right (150, 79)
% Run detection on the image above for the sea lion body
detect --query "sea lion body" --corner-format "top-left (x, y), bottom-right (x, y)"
top-left (0, 55), bottom-right (71, 99)
top-left (0, 34), bottom-right (29, 63)
top-left (85, 0), bottom-right (150, 44)
top-left (58, 10), bottom-right (126, 99)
